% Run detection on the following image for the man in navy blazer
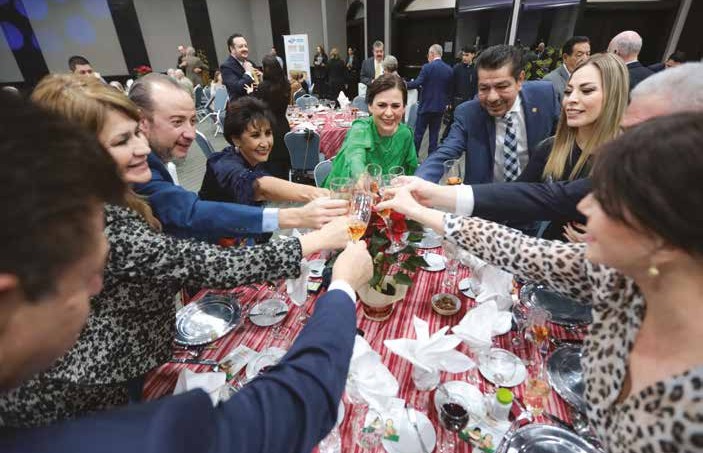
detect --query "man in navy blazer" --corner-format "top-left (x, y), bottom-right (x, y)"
top-left (130, 74), bottom-right (348, 243)
top-left (220, 33), bottom-right (261, 100)
top-left (407, 44), bottom-right (453, 155)
top-left (360, 40), bottom-right (385, 86)
top-left (416, 45), bottom-right (560, 184)
top-left (607, 30), bottom-right (653, 90)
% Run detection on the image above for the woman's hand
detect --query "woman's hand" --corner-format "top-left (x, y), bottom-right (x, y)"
top-left (244, 84), bottom-right (255, 94)
top-left (375, 185), bottom-right (424, 219)
top-left (384, 176), bottom-right (457, 212)
top-left (563, 222), bottom-right (587, 243)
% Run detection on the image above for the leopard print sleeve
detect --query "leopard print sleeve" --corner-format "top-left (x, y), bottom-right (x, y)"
top-left (105, 205), bottom-right (302, 289)
top-left (443, 214), bottom-right (593, 301)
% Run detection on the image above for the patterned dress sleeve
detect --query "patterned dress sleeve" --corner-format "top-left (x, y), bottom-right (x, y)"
top-left (105, 206), bottom-right (301, 288)
top-left (443, 214), bottom-right (594, 301)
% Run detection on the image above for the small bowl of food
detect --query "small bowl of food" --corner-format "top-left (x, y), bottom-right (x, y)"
top-left (431, 293), bottom-right (461, 316)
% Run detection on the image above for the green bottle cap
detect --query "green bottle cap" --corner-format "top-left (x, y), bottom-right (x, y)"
top-left (496, 388), bottom-right (513, 405)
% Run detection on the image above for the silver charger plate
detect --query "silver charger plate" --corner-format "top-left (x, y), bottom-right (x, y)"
top-left (174, 294), bottom-right (242, 346)
top-left (522, 283), bottom-right (592, 326)
top-left (546, 344), bottom-right (588, 414)
top-left (506, 424), bottom-right (603, 453)
top-left (411, 228), bottom-right (442, 249)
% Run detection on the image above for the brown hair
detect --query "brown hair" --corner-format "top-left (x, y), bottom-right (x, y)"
top-left (32, 74), bottom-right (161, 231)
top-left (366, 73), bottom-right (407, 106)
top-left (592, 112), bottom-right (703, 257)
top-left (543, 53), bottom-right (629, 181)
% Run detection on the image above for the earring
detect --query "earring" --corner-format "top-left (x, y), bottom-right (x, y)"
top-left (647, 265), bottom-right (660, 278)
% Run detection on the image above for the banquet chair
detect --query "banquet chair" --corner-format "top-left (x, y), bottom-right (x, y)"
top-left (314, 158), bottom-right (334, 187)
top-left (194, 85), bottom-right (208, 121)
top-left (284, 130), bottom-right (321, 182)
top-left (199, 87), bottom-right (228, 136)
top-left (195, 130), bottom-right (216, 159)
top-left (296, 94), bottom-right (319, 110)
top-left (351, 96), bottom-right (368, 113)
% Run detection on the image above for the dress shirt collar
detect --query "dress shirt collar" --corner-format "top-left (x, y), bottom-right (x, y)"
top-left (502, 93), bottom-right (522, 121)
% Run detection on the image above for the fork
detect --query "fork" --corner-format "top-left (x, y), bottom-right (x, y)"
top-left (405, 403), bottom-right (429, 453)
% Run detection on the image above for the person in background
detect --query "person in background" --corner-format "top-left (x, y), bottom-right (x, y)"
top-left (542, 36), bottom-right (591, 103)
top-left (607, 30), bottom-right (653, 90)
top-left (270, 46), bottom-right (284, 69)
top-left (252, 54), bottom-right (293, 179)
top-left (648, 50), bottom-right (686, 73)
top-left (220, 33), bottom-right (261, 100)
top-left (179, 46), bottom-right (209, 87)
top-left (327, 48), bottom-right (347, 100)
top-left (176, 45), bottom-right (186, 68)
top-left (68, 55), bottom-right (96, 77)
top-left (210, 70), bottom-right (223, 92)
top-left (109, 80), bottom-right (126, 93)
top-left (312, 45), bottom-right (328, 98)
top-left (0, 75), bottom-right (352, 427)
top-left (518, 53), bottom-right (629, 240)
top-left (323, 74), bottom-right (418, 186)
top-left (173, 69), bottom-right (194, 98)
top-left (200, 97), bottom-right (328, 238)
top-left (345, 46), bottom-right (361, 98)
top-left (381, 55), bottom-right (399, 76)
top-left (360, 41), bottom-right (385, 86)
top-left (130, 74), bottom-right (346, 243)
top-left (442, 46), bottom-right (478, 141)
top-left (407, 44), bottom-right (453, 156)
top-left (379, 112), bottom-right (703, 453)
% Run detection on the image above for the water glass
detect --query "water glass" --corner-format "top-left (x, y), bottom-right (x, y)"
top-left (438, 393), bottom-right (470, 452)
top-left (524, 362), bottom-right (551, 416)
top-left (442, 159), bottom-right (463, 186)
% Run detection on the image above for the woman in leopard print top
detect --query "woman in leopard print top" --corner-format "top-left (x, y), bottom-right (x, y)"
top-left (378, 113), bottom-right (703, 452)
top-left (0, 76), bottom-right (350, 427)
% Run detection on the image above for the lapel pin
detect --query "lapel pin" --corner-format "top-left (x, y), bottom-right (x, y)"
top-left (532, 107), bottom-right (538, 113)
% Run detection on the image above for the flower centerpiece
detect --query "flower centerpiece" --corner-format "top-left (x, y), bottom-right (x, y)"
top-left (132, 65), bottom-right (152, 78)
top-left (355, 211), bottom-right (429, 321)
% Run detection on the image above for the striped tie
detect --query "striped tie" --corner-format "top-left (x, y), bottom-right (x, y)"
top-left (503, 112), bottom-right (520, 182)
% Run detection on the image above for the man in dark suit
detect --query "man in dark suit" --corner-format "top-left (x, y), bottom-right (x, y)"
top-left (360, 40), bottom-right (384, 86)
top-left (542, 36), bottom-right (590, 103)
top-left (607, 30), bottom-right (653, 90)
top-left (442, 46), bottom-right (478, 141)
top-left (220, 33), bottom-right (261, 100)
top-left (416, 45), bottom-right (560, 184)
top-left (648, 50), bottom-right (686, 73)
top-left (402, 63), bottom-right (703, 226)
top-left (407, 44), bottom-right (453, 155)
top-left (129, 74), bottom-right (348, 243)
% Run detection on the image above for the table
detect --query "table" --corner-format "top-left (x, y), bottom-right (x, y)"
top-left (289, 110), bottom-right (352, 160)
top-left (144, 247), bottom-right (585, 452)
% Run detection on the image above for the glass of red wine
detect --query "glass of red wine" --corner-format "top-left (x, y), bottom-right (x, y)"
top-left (438, 394), bottom-right (470, 452)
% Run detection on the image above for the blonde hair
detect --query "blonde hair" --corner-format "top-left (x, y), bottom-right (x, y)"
top-left (32, 74), bottom-right (162, 231)
top-left (542, 53), bottom-right (629, 181)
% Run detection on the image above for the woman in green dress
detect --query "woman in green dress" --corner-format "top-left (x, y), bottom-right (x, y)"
top-left (323, 74), bottom-right (418, 186)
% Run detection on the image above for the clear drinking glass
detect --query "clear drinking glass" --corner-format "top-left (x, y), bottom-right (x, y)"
top-left (527, 307), bottom-right (551, 362)
top-left (438, 393), bottom-right (470, 452)
top-left (442, 240), bottom-right (460, 292)
top-left (442, 159), bottom-right (463, 186)
top-left (348, 191), bottom-right (372, 242)
top-left (388, 165), bottom-right (405, 179)
top-left (524, 359), bottom-right (551, 416)
top-left (329, 177), bottom-right (353, 201)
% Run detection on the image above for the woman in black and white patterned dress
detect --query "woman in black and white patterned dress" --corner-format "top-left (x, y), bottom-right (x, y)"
top-left (0, 75), bottom-right (350, 427)
top-left (377, 113), bottom-right (703, 452)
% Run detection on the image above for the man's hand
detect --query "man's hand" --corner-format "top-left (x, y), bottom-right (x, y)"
top-left (332, 241), bottom-right (372, 291)
top-left (375, 186), bottom-right (424, 219)
top-left (563, 222), bottom-right (587, 243)
top-left (194, 67), bottom-right (202, 74)
top-left (243, 61), bottom-right (255, 73)
top-left (279, 198), bottom-right (349, 229)
top-left (387, 176), bottom-right (449, 209)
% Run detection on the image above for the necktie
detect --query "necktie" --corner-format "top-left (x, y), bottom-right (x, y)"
top-left (503, 112), bottom-right (520, 182)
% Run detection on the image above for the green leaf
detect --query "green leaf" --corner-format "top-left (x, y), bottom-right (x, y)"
top-left (398, 245), bottom-right (416, 255)
top-left (407, 232), bottom-right (423, 243)
top-left (393, 273), bottom-right (413, 286)
top-left (405, 255), bottom-right (429, 268)
top-left (400, 261), bottom-right (417, 272)
top-left (370, 235), bottom-right (390, 249)
top-left (370, 270), bottom-right (382, 289)
top-left (385, 253), bottom-right (398, 265)
top-left (406, 219), bottom-right (424, 232)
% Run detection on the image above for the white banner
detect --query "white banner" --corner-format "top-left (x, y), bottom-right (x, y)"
top-left (283, 34), bottom-right (311, 85)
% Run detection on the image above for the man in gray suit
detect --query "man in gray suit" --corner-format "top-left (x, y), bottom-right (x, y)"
top-left (542, 36), bottom-right (590, 102)
top-left (360, 41), bottom-right (385, 86)
top-left (180, 46), bottom-right (209, 86)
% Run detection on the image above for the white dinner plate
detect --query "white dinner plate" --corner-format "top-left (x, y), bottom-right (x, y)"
top-left (411, 229), bottom-right (442, 249)
top-left (458, 277), bottom-right (478, 298)
top-left (308, 259), bottom-right (326, 278)
top-left (478, 348), bottom-right (527, 387)
top-left (381, 409), bottom-right (436, 453)
top-left (421, 253), bottom-right (445, 272)
top-left (337, 402), bottom-right (345, 427)
top-left (434, 381), bottom-right (487, 419)
top-left (245, 347), bottom-right (287, 380)
top-left (248, 298), bottom-right (288, 327)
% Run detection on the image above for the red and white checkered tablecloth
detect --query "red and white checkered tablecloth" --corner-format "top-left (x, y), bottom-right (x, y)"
top-left (144, 247), bottom-right (585, 452)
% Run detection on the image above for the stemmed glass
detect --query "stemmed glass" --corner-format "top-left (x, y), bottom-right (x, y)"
top-left (287, 270), bottom-right (310, 325)
top-left (526, 307), bottom-right (551, 363)
top-left (329, 176), bottom-right (353, 202)
top-left (363, 163), bottom-right (383, 196)
top-left (524, 356), bottom-right (551, 416)
top-left (388, 165), bottom-right (405, 179)
top-left (438, 393), bottom-right (470, 452)
top-left (442, 240), bottom-right (460, 293)
top-left (442, 159), bottom-right (463, 186)
top-left (375, 175), bottom-right (407, 254)
top-left (348, 190), bottom-right (372, 242)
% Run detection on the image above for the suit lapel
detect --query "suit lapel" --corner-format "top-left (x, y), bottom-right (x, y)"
top-left (485, 108), bottom-right (496, 171)
top-left (520, 88), bottom-right (539, 151)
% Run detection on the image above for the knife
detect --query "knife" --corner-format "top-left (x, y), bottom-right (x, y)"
top-left (248, 310), bottom-right (288, 317)
top-left (405, 405), bottom-right (429, 453)
top-left (543, 412), bottom-right (576, 432)
top-left (168, 358), bottom-right (219, 366)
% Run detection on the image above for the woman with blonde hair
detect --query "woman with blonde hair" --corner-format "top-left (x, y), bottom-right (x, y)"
top-left (519, 53), bottom-right (629, 240)
top-left (0, 74), bottom-right (351, 427)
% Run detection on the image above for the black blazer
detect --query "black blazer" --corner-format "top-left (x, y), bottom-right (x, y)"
top-left (626, 61), bottom-right (654, 90)
top-left (220, 55), bottom-right (253, 100)
top-left (360, 57), bottom-right (377, 86)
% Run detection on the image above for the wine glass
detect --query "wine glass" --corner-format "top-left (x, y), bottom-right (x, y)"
top-left (442, 240), bottom-right (460, 293)
top-left (388, 165), bottom-right (405, 179)
top-left (438, 393), bottom-right (470, 452)
top-left (442, 159), bottom-right (463, 186)
top-left (377, 175), bottom-right (407, 254)
top-left (363, 163), bottom-right (383, 195)
top-left (524, 357), bottom-right (551, 416)
top-left (348, 191), bottom-right (372, 242)
top-left (527, 307), bottom-right (551, 363)
top-left (329, 177), bottom-right (353, 202)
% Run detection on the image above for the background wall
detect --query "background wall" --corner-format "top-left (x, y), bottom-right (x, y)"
top-left (27, 0), bottom-right (126, 75)
top-left (326, 0), bottom-right (348, 53)
top-left (288, 0), bottom-right (324, 59)
top-left (133, 0), bottom-right (190, 73)
top-left (207, 0), bottom-right (255, 66)
top-left (0, 28), bottom-right (23, 83)
top-left (250, 0), bottom-right (274, 63)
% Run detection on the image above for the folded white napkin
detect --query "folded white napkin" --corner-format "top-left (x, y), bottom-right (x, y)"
top-left (452, 300), bottom-right (512, 353)
top-left (346, 335), bottom-right (399, 410)
top-left (337, 91), bottom-right (350, 109)
top-left (286, 258), bottom-right (310, 304)
top-left (384, 316), bottom-right (474, 374)
top-left (173, 368), bottom-right (227, 406)
top-left (474, 265), bottom-right (513, 310)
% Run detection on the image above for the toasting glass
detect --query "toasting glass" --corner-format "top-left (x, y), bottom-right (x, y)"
top-left (348, 191), bottom-right (372, 242)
